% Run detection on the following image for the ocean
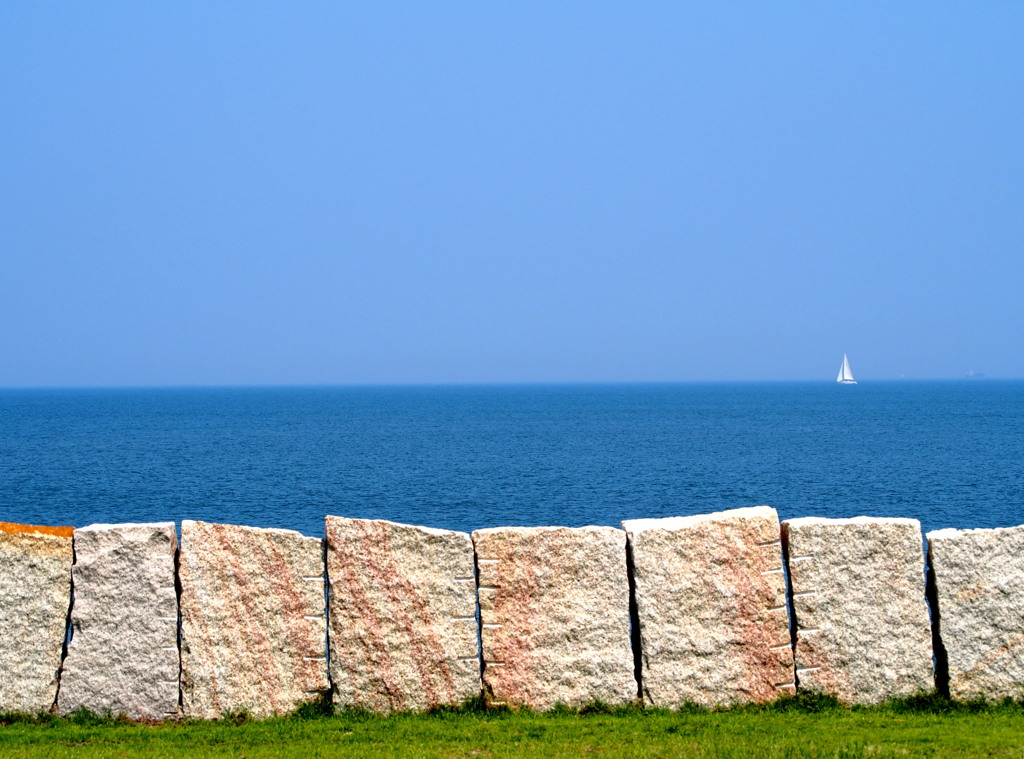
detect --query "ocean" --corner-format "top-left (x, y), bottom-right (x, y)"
top-left (1, 381), bottom-right (1022, 539)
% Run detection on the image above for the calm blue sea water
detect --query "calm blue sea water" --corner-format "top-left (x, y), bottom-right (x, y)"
top-left (1, 382), bottom-right (1022, 539)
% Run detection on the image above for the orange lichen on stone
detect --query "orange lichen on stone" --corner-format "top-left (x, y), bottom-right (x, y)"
top-left (0, 519), bottom-right (74, 712)
top-left (0, 522), bottom-right (75, 538)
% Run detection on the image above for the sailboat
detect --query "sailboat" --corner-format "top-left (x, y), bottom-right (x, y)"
top-left (836, 354), bottom-right (857, 384)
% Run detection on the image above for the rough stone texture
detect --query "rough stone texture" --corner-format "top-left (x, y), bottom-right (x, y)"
top-left (622, 507), bottom-right (794, 708)
top-left (326, 516), bottom-right (480, 712)
top-left (782, 517), bottom-right (933, 703)
top-left (928, 524), bottom-right (1024, 700)
top-left (178, 520), bottom-right (328, 719)
top-left (473, 526), bottom-right (636, 710)
top-left (0, 522), bottom-right (74, 713)
top-left (58, 523), bottom-right (180, 719)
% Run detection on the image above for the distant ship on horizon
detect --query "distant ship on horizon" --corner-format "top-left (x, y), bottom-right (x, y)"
top-left (837, 354), bottom-right (857, 384)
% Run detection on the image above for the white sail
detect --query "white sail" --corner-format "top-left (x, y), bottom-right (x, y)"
top-left (837, 353), bottom-right (856, 384)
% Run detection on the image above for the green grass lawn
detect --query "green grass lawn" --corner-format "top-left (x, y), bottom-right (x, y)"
top-left (3, 695), bottom-right (1023, 758)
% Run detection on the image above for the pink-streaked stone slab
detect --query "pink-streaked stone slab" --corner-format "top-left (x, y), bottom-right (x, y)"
top-left (622, 507), bottom-right (794, 707)
top-left (928, 524), bottom-right (1024, 700)
top-left (0, 522), bottom-right (74, 714)
top-left (782, 517), bottom-right (933, 704)
top-left (326, 516), bottom-right (480, 712)
top-left (58, 523), bottom-right (179, 719)
top-left (178, 520), bottom-right (328, 719)
top-left (473, 526), bottom-right (636, 710)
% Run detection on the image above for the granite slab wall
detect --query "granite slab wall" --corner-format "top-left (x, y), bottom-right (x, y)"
top-left (782, 517), bottom-right (933, 703)
top-left (928, 525), bottom-right (1024, 700)
top-left (623, 507), bottom-right (794, 707)
top-left (0, 522), bottom-right (74, 714)
top-left (8, 511), bottom-right (1024, 716)
top-left (472, 525), bottom-right (636, 710)
top-left (178, 520), bottom-right (328, 719)
top-left (58, 523), bottom-right (180, 719)
top-left (326, 516), bottom-right (480, 712)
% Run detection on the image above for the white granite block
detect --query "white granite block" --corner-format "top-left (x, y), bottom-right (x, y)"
top-left (782, 517), bottom-right (933, 703)
top-left (178, 520), bottom-right (328, 719)
top-left (473, 525), bottom-right (636, 710)
top-left (623, 507), bottom-right (794, 707)
top-left (58, 522), bottom-right (180, 719)
top-left (0, 522), bottom-right (74, 714)
top-left (326, 516), bottom-right (480, 712)
top-left (928, 524), bottom-right (1024, 700)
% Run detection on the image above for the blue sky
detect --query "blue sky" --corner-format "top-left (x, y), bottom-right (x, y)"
top-left (2, 2), bottom-right (1021, 386)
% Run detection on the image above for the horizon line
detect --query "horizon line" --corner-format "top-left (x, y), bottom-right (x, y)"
top-left (0, 377), bottom-right (1018, 392)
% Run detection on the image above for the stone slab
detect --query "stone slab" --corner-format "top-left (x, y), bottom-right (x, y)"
top-left (623, 507), bottom-right (794, 707)
top-left (326, 516), bottom-right (480, 712)
top-left (178, 520), bottom-right (328, 719)
top-left (782, 517), bottom-right (933, 703)
top-left (58, 523), bottom-right (179, 719)
top-left (473, 525), bottom-right (636, 710)
top-left (0, 522), bottom-right (74, 713)
top-left (928, 524), bottom-right (1024, 700)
